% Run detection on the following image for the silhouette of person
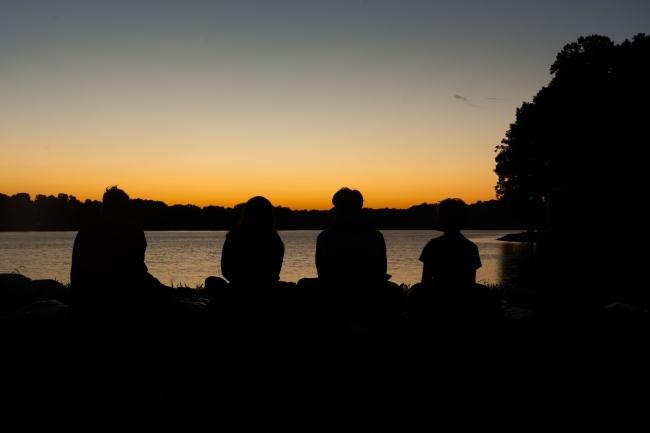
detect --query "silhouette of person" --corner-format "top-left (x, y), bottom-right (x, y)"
top-left (409, 198), bottom-right (499, 318)
top-left (299, 188), bottom-right (403, 328)
top-left (70, 186), bottom-right (170, 310)
top-left (419, 199), bottom-right (481, 289)
top-left (316, 188), bottom-right (388, 284)
top-left (220, 196), bottom-right (285, 287)
top-left (205, 197), bottom-right (290, 320)
top-left (535, 189), bottom-right (601, 320)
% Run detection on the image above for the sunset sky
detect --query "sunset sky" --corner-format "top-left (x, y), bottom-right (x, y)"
top-left (1, 1), bottom-right (647, 209)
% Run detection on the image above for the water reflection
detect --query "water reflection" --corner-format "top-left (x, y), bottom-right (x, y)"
top-left (0, 230), bottom-right (535, 288)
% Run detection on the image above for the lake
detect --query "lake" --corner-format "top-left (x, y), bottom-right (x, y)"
top-left (0, 230), bottom-right (535, 288)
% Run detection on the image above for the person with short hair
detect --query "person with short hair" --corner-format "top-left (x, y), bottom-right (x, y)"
top-left (300, 188), bottom-right (403, 328)
top-left (316, 188), bottom-right (388, 284)
top-left (70, 186), bottom-right (169, 310)
top-left (419, 198), bottom-right (481, 289)
top-left (410, 198), bottom-right (499, 319)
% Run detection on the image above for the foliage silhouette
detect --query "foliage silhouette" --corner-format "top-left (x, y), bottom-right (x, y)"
top-left (495, 33), bottom-right (649, 205)
top-left (0, 192), bottom-right (527, 231)
top-left (495, 33), bottom-right (650, 290)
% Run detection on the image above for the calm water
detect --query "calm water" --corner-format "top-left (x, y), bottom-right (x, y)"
top-left (0, 230), bottom-right (534, 287)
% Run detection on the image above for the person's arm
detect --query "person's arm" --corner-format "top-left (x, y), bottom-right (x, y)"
top-left (315, 235), bottom-right (324, 278)
top-left (470, 243), bottom-right (480, 284)
top-left (419, 242), bottom-right (433, 287)
top-left (378, 233), bottom-right (388, 277)
top-left (220, 235), bottom-right (235, 283)
top-left (139, 230), bottom-right (148, 272)
top-left (123, 227), bottom-right (148, 274)
top-left (272, 235), bottom-right (285, 281)
top-left (421, 261), bottom-right (433, 287)
top-left (70, 230), bottom-right (86, 286)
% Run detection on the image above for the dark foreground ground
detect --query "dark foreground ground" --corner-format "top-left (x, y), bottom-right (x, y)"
top-left (2, 294), bottom-right (649, 432)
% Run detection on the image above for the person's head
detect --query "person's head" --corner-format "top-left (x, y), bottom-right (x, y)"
top-left (240, 196), bottom-right (277, 230)
top-left (332, 187), bottom-right (363, 221)
top-left (101, 186), bottom-right (130, 218)
top-left (436, 198), bottom-right (469, 232)
top-left (544, 188), bottom-right (579, 227)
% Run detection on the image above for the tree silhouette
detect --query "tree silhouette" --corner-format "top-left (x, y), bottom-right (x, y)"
top-left (495, 33), bottom-right (650, 293)
top-left (495, 34), bottom-right (650, 205)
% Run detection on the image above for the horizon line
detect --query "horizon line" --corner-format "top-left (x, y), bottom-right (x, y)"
top-left (1, 190), bottom-right (499, 212)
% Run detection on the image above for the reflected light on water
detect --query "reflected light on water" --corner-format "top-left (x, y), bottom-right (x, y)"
top-left (0, 230), bottom-right (531, 287)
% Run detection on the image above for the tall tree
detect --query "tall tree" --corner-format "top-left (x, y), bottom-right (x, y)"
top-left (495, 33), bottom-right (650, 291)
top-left (495, 34), bottom-right (649, 205)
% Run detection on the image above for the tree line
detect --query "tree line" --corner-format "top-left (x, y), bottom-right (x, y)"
top-left (0, 192), bottom-right (528, 232)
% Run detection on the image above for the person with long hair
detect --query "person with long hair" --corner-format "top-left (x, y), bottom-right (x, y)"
top-left (205, 196), bottom-right (287, 322)
top-left (220, 196), bottom-right (285, 287)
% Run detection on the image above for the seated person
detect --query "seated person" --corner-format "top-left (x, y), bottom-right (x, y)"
top-left (409, 198), bottom-right (499, 317)
top-left (535, 189), bottom-right (600, 320)
top-left (206, 197), bottom-right (289, 318)
top-left (70, 186), bottom-right (170, 310)
top-left (316, 188), bottom-right (388, 285)
top-left (300, 188), bottom-right (403, 327)
top-left (220, 196), bottom-right (285, 287)
top-left (420, 198), bottom-right (481, 290)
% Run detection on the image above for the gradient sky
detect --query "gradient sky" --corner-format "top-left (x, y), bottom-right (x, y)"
top-left (1, 1), bottom-right (648, 209)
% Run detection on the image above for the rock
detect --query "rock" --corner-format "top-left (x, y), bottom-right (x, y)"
top-left (26, 279), bottom-right (69, 303)
top-left (15, 300), bottom-right (69, 317)
top-left (0, 274), bottom-right (69, 312)
top-left (605, 302), bottom-right (648, 329)
top-left (500, 300), bottom-right (549, 320)
top-left (0, 273), bottom-right (33, 311)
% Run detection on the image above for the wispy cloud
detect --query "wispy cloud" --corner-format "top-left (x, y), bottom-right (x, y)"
top-left (487, 97), bottom-right (506, 100)
top-left (454, 95), bottom-right (470, 102)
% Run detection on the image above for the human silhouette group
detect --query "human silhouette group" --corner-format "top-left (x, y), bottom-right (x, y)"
top-left (70, 185), bottom-right (600, 328)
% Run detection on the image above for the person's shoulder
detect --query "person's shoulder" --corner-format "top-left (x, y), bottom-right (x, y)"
top-left (228, 225), bottom-right (259, 242)
top-left (366, 224), bottom-right (383, 238)
top-left (316, 229), bottom-right (331, 247)
top-left (457, 234), bottom-right (479, 252)
top-left (424, 235), bottom-right (444, 247)
top-left (317, 226), bottom-right (334, 239)
top-left (73, 224), bottom-right (94, 246)
top-left (459, 233), bottom-right (477, 246)
top-left (74, 220), bottom-right (105, 240)
top-left (264, 230), bottom-right (284, 245)
top-left (419, 237), bottom-right (441, 262)
top-left (420, 236), bottom-right (441, 254)
top-left (226, 225), bottom-right (243, 237)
